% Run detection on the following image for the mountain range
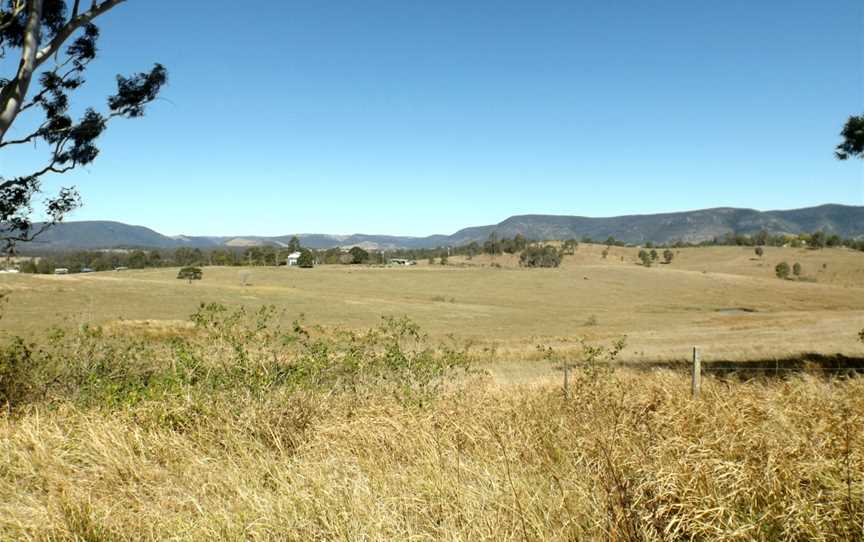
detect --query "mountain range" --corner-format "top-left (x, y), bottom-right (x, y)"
top-left (14, 204), bottom-right (864, 252)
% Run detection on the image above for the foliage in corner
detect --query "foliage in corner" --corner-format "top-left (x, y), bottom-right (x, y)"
top-left (0, 1), bottom-right (166, 254)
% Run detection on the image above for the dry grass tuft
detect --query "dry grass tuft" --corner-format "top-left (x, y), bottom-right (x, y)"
top-left (1, 368), bottom-right (862, 540)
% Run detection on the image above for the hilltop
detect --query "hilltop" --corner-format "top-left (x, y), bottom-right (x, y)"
top-left (14, 203), bottom-right (864, 251)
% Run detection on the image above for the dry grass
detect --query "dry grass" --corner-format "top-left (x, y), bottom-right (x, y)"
top-left (1, 370), bottom-right (862, 540)
top-left (1, 245), bottom-right (863, 363)
top-left (0, 288), bottom-right (862, 540)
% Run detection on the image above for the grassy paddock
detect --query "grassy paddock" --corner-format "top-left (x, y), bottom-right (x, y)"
top-left (0, 308), bottom-right (862, 540)
top-left (1, 245), bottom-right (863, 363)
top-left (1, 246), bottom-right (862, 539)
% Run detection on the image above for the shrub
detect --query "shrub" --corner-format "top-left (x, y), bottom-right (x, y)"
top-left (755, 246), bottom-right (764, 258)
top-left (638, 250), bottom-right (651, 267)
top-left (298, 249), bottom-right (315, 268)
top-left (0, 304), bottom-right (478, 411)
top-left (177, 267), bottom-right (203, 283)
top-left (663, 249), bottom-right (674, 264)
top-left (775, 262), bottom-right (790, 279)
top-left (349, 247), bottom-right (369, 264)
top-left (519, 245), bottom-right (561, 268)
top-left (0, 337), bottom-right (32, 406)
top-left (793, 262), bottom-right (802, 276)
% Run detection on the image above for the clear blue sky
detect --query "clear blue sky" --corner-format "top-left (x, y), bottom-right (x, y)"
top-left (2, 0), bottom-right (862, 236)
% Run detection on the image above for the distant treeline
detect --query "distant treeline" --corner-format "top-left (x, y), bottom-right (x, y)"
top-left (11, 229), bottom-right (862, 274)
top-left (580, 230), bottom-right (864, 251)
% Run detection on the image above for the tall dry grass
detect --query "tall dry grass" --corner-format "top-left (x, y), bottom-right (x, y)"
top-left (1, 373), bottom-right (862, 540)
top-left (0, 305), bottom-right (862, 540)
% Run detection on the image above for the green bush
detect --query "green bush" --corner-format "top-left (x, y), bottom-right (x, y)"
top-left (349, 247), bottom-right (369, 264)
top-left (638, 250), bottom-right (652, 267)
top-left (793, 262), bottom-right (802, 276)
top-left (298, 249), bottom-right (315, 268)
top-left (0, 337), bottom-right (33, 406)
top-left (0, 304), bottom-right (478, 411)
top-left (775, 262), bottom-right (790, 279)
top-left (663, 249), bottom-right (674, 264)
top-left (519, 245), bottom-right (561, 268)
top-left (177, 267), bottom-right (203, 282)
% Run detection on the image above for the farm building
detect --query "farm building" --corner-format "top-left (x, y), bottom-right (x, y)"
top-left (286, 252), bottom-right (302, 266)
top-left (54, 268), bottom-right (69, 275)
top-left (388, 258), bottom-right (416, 266)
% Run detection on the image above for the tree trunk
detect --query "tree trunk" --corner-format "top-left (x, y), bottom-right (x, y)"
top-left (0, 0), bottom-right (43, 143)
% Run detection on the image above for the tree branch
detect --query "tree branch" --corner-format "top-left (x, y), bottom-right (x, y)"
top-left (0, 0), bottom-right (27, 32)
top-left (34, 0), bottom-right (125, 70)
top-left (0, 0), bottom-right (125, 142)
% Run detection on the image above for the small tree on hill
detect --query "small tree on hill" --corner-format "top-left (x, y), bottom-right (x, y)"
top-left (484, 233), bottom-right (502, 256)
top-left (663, 249), bottom-right (674, 264)
top-left (349, 246), bottom-right (369, 264)
top-left (649, 249), bottom-right (658, 261)
top-left (601, 248), bottom-right (609, 259)
top-left (297, 249), bottom-right (314, 268)
top-left (792, 262), bottom-right (802, 277)
top-left (177, 266), bottom-right (202, 284)
top-left (562, 239), bottom-right (578, 254)
top-left (755, 246), bottom-right (764, 258)
top-left (638, 249), bottom-right (651, 267)
top-left (519, 245), bottom-right (561, 268)
top-left (775, 262), bottom-right (790, 279)
top-left (809, 231), bottom-right (826, 249)
top-left (287, 236), bottom-right (301, 253)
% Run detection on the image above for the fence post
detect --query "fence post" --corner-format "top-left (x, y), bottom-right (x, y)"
top-left (692, 346), bottom-right (701, 399)
top-left (563, 363), bottom-right (570, 399)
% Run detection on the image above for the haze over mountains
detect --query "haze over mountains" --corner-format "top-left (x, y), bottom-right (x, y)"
top-left (17, 204), bottom-right (864, 251)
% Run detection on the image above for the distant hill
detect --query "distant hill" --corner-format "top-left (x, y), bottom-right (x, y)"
top-left (14, 204), bottom-right (864, 251)
top-left (446, 205), bottom-right (864, 246)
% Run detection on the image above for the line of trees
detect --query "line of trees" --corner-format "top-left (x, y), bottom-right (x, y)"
top-left (12, 226), bottom-right (862, 275)
top-left (699, 230), bottom-right (863, 251)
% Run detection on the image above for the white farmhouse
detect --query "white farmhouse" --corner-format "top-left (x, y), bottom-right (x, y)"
top-left (286, 251), bottom-right (302, 266)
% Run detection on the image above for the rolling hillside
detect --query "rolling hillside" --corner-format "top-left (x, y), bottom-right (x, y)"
top-left (13, 204), bottom-right (864, 251)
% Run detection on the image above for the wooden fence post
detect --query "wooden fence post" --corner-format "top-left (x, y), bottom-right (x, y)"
top-left (563, 363), bottom-right (571, 399)
top-left (692, 346), bottom-right (701, 399)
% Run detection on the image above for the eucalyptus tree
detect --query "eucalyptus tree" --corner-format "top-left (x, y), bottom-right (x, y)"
top-left (836, 115), bottom-right (863, 160)
top-left (0, 0), bottom-right (166, 253)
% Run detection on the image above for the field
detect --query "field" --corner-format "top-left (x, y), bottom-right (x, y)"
top-left (2, 244), bottom-right (863, 370)
top-left (1, 245), bottom-right (864, 540)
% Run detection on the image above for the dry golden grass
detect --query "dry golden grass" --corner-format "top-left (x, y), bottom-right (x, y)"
top-left (1, 371), bottom-right (862, 540)
top-left (2, 245), bottom-right (862, 363)
top-left (1, 276), bottom-right (862, 540)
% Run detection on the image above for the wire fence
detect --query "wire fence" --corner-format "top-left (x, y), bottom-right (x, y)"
top-left (558, 348), bottom-right (864, 399)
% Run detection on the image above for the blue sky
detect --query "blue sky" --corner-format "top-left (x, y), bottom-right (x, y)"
top-left (2, 0), bottom-right (862, 236)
